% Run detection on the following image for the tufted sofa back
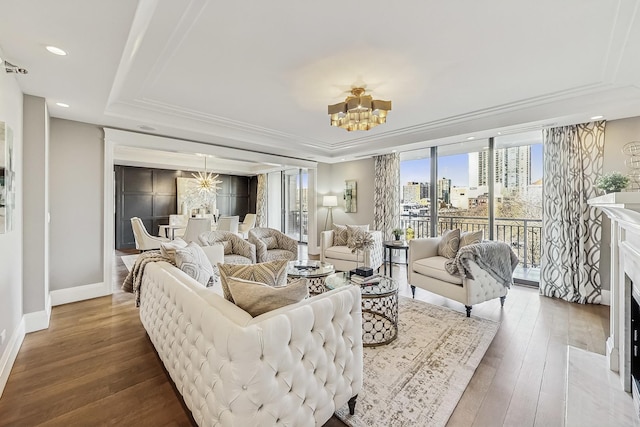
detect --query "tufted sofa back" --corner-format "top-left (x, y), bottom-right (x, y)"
top-left (139, 261), bottom-right (363, 426)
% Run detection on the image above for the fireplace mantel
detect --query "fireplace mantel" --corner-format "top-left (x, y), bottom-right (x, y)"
top-left (589, 192), bottom-right (640, 392)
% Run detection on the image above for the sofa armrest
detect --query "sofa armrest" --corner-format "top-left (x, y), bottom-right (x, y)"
top-left (248, 234), bottom-right (267, 262)
top-left (320, 230), bottom-right (334, 262)
top-left (408, 237), bottom-right (441, 265)
top-left (276, 232), bottom-right (299, 258)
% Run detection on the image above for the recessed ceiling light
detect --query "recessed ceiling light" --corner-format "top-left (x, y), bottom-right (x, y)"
top-left (46, 46), bottom-right (67, 56)
top-left (497, 132), bottom-right (502, 135)
top-left (392, 149), bottom-right (397, 153)
top-left (56, 102), bottom-right (69, 108)
top-left (138, 125), bottom-right (156, 131)
top-left (341, 158), bottom-right (345, 161)
top-left (467, 136), bottom-right (475, 140)
top-left (591, 115), bottom-right (604, 120)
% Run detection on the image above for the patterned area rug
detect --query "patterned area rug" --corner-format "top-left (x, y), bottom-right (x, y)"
top-left (121, 254), bottom-right (138, 272)
top-left (335, 296), bottom-right (499, 427)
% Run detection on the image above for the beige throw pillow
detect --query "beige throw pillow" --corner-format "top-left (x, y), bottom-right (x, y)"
top-left (438, 229), bottom-right (461, 259)
top-left (460, 230), bottom-right (484, 248)
top-left (160, 237), bottom-right (188, 260)
top-left (227, 277), bottom-right (308, 317)
top-left (222, 240), bottom-right (232, 255)
top-left (218, 259), bottom-right (289, 303)
top-left (263, 236), bottom-right (278, 249)
top-left (333, 224), bottom-right (349, 246)
top-left (174, 242), bottom-right (215, 287)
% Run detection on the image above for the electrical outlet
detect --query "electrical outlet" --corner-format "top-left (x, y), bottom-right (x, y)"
top-left (0, 329), bottom-right (6, 346)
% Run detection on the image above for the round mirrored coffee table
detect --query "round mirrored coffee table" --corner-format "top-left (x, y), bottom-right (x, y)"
top-left (325, 273), bottom-right (399, 347)
top-left (287, 260), bottom-right (335, 295)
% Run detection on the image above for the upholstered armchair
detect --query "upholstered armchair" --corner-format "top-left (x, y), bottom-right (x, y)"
top-left (199, 231), bottom-right (256, 264)
top-left (248, 227), bottom-right (298, 263)
top-left (130, 217), bottom-right (170, 251)
top-left (408, 236), bottom-right (516, 317)
top-left (320, 228), bottom-right (383, 272)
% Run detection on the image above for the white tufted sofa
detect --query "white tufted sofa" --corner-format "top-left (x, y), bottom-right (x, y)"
top-left (139, 261), bottom-right (363, 426)
top-left (408, 237), bottom-right (508, 317)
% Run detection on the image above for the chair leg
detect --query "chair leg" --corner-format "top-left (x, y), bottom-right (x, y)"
top-left (348, 394), bottom-right (358, 415)
top-left (500, 295), bottom-right (506, 307)
top-left (465, 305), bottom-right (472, 317)
top-left (411, 285), bottom-right (416, 298)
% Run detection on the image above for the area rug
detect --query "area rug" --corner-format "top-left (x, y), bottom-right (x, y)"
top-left (121, 254), bottom-right (138, 272)
top-left (335, 296), bottom-right (499, 427)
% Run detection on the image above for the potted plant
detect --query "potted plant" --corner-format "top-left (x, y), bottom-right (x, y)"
top-left (392, 228), bottom-right (404, 241)
top-left (596, 172), bottom-right (630, 194)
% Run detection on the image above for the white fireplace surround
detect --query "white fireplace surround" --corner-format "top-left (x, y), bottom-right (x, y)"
top-left (589, 192), bottom-right (640, 393)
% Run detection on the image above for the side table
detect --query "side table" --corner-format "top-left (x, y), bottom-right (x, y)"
top-left (383, 240), bottom-right (409, 278)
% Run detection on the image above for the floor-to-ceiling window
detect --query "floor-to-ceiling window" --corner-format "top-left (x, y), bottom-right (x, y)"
top-left (282, 168), bottom-right (308, 243)
top-left (399, 133), bottom-right (543, 285)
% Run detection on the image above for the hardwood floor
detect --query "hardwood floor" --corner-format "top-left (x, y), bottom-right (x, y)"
top-left (0, 253), bottom-right (609, 426)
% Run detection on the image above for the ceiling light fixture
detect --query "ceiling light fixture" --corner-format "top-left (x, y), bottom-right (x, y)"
top-left (191, 156), bottom-right (222, 198)
top-left (56, 102), bottom-right (69, 108)
top-left (467, 136), bottom-right (475, 140)
top-left (46, 46), bottom-right (67, 56)
top-left (328, 87), bottom-right (391, 131)
top-left (591, 115), bottom-right (604, 120)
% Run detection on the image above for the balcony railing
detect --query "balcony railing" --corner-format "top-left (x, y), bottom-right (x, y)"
top-left (399, 214), bottom-right (542, 268)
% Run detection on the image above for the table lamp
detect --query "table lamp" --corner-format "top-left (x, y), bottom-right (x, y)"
top-left (323, 195), bottom-right (338, 230)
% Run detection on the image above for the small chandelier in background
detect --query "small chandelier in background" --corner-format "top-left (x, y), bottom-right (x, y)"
top-left (328, 87), bottom-right (391, 131)
top-left (191, 156), bottom-right (222, 199)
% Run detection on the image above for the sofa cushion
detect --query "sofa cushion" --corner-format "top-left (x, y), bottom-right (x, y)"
top-left (222, 240), bottom-right (232, 255)
top-left (324, 245), bottom-right (363, 262)
top-left (263, 235), bottom-right (278, 249)
top-left (413, 256), bottom-right (463, 285)
top-left (264, 249), bottom-right (297, 262)
top-left (218, 259), bottom-right (289, 303)
top-left (227, 277), bottom-right (308, 317)
top-left (174, 242), bottom-right (215, 287)
top-left (460, 230), bottom-right (483, 248)
top-left (160, 237), bottom-right (188, 260)
top-left (223, 254), bottom-right (253, 265)
top-left (438, 229), bottom-right (461, 259)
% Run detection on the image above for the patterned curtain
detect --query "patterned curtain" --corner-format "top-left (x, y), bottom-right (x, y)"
top-left (256, 174), bottom-right (267, 228)
top-left (540, 121), bottom-right (605, 304)
top-left (373, 153), bottom-right (400, 240)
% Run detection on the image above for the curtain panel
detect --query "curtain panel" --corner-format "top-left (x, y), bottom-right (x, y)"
top-left (256, 174), bottom-right (267, 228)
top-left (540, 121), bottom-right (605, 304)
top-left (373, 153), bottom-right (400, 240)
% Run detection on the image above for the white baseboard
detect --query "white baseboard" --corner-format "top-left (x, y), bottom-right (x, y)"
top-left (601, 290), bottom-right (611, 306)
top-left (50, 282), bottom-right (111, 307)
top-left (0, 319), bottom-right (25, 398)
top-left (23, 293), bottom-right (51, 333)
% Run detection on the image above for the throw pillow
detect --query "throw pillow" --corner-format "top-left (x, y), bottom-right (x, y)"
top-left (174, 242), bottom-right (215, 287)
top-left (263, 236), bottom-right (278, 250)
top-left (159, 237), bottom-right (188, 260)
top-left (460, 230), bottom-right (484, 248)
top-left (333, 224), bottom-right (349, 246)
top-left (222, 240), bottom-right (232, 255)
top-left (438, 229), bottom-right (461, 259)
top-left (218, 259), bottom-right (289, 303)
top-left (227, 277), bottom-right (308, 317)
top-left (346, 224), bottom-right (369, 243)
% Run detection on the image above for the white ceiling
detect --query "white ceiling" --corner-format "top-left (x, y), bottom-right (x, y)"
top-left (1, 0), bottom-right (640, 165)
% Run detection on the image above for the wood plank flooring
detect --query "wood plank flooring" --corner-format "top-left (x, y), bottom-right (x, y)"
top-left (0, 251), bottom-right (609, 426)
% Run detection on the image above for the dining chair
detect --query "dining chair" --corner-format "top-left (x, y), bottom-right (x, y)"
top-left (217, 216), bottom-right (240, 234)
top-left (182, 217), bottom-right (213, 243)
top-left (130, 217), bottom-right (170, 251)
top-left (238, 213), bottom-right (257, 238)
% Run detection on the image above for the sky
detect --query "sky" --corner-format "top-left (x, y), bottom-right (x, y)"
top-left (401, 144), bottom-right (543, 187)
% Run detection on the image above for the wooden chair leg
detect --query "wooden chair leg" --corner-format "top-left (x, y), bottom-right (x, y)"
top-left (500, 295), bottom-right (506, 307)
top-left (348, 394), bottom-right (358, 415)
top-left (411, 285), bottom-right (416, 298)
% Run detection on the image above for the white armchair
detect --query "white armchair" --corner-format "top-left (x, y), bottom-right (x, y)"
top-left (130, 217), bottom-right (170, 251)
top-left (320, 229), bottom-right (383, 272)
top-left (238, 213), bottom-right (257, 238)
top-left (408, 237), bottom-right (512, 317)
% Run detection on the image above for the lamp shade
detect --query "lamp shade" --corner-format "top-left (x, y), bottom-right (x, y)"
top-left (323, 195), bottom-right (338, 207)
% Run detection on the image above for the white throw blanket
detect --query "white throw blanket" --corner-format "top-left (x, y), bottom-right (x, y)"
top-left (444, 241), bottom-right (519, 288)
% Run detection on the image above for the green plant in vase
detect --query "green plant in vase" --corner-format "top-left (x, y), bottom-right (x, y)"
top-left (595, 172), bottom-right (629, 194)
top-left (392, 228), bottom-right (404, 241)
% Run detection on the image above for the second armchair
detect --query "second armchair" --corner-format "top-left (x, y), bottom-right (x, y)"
top-left (248, 228), bottom-right (298, 263)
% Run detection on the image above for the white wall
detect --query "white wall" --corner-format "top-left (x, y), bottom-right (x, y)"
top-left (0, 66), bottom-right (24, 396)
top-left (49, 119), bottom-right (103, 291)
top-left (315, 158), bottom-right (375, 250)
top-left (599, 117), bottom-right (640, 292)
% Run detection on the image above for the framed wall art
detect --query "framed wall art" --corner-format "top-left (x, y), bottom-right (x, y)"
top-left (344, 180), bottom-right (357, 213)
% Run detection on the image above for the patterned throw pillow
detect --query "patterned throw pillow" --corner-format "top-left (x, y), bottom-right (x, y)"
top-left (218, 259), bottom-right (289, 303)
top-left (263, 236), bottom-right (278, 250)
top-left (438, 229), bottom-right (461, 259)
top-left (333, 224), bottom-right (349, 246)
top-left (174, 242), bottom-right (215, 287)
top-left (460, 230), bottom-right (484, 248)
top-left (222, 240), bottom-right (232, 255)
top-left (346, 224), bottom-right (369, 243)
top-left (227, 277), bottom-right (308, 317)
top-left (160, 237), bottom-right (188, 260)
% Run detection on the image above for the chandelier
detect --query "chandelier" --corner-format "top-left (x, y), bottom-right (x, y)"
top-left (328, 87), bottom-right (392, 131)
top-left (189, 157), bottom-right (222, 205)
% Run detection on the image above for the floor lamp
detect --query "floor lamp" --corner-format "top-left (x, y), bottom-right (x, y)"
top-left (323, 195), bottom-right (338, 230)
